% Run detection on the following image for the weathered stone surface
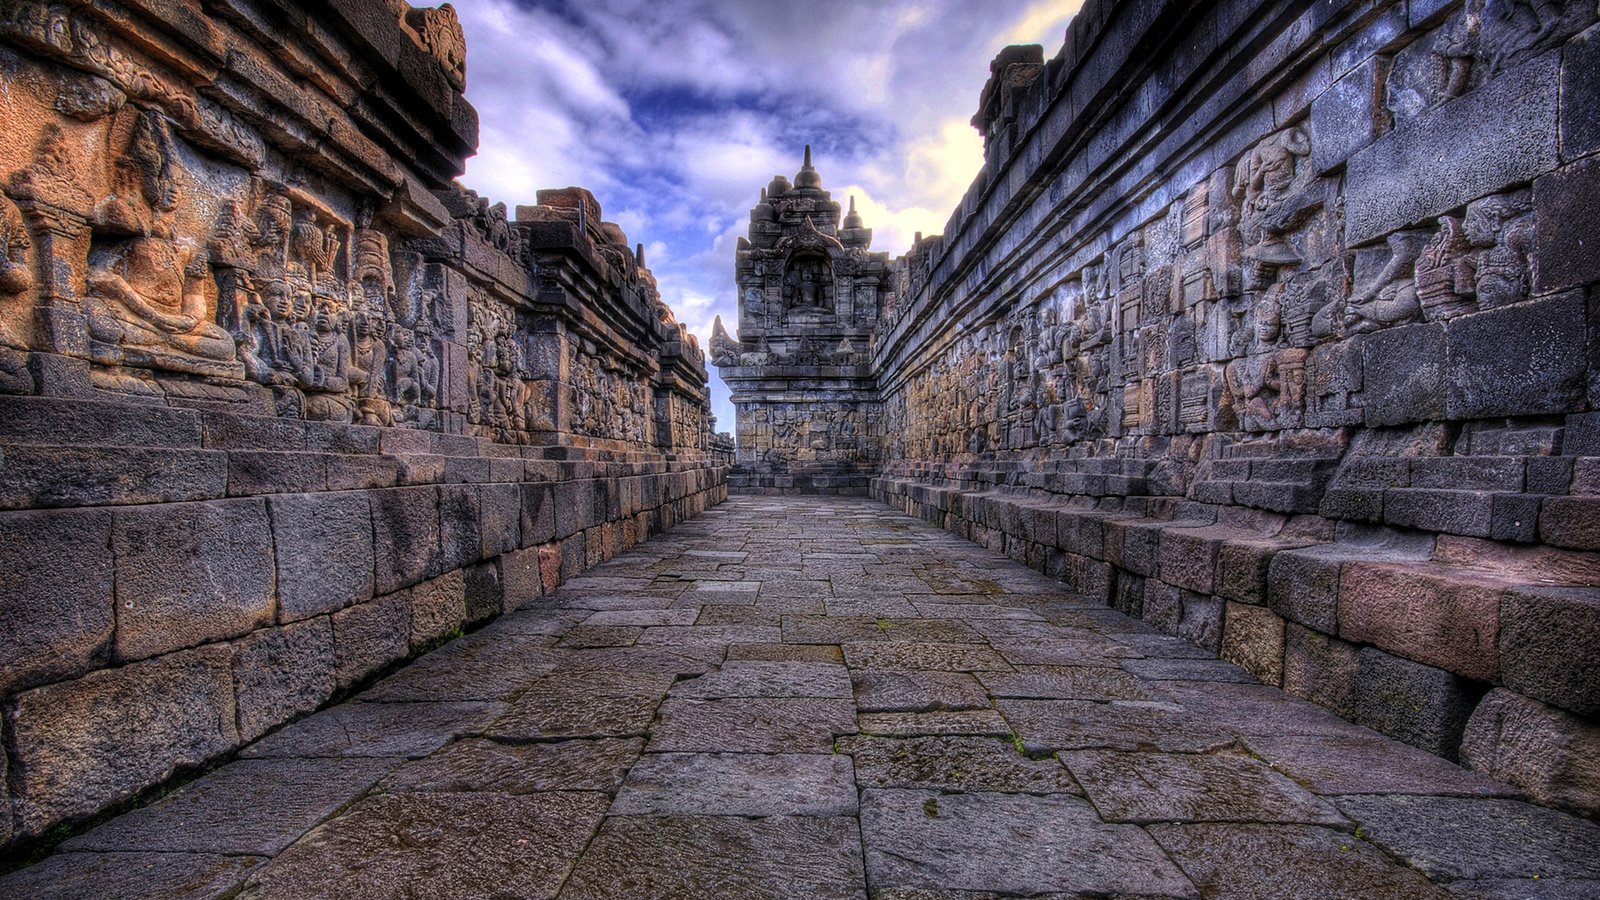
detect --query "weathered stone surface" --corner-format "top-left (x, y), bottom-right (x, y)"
top-left (1335, 796), bottom-right (1600, 882)
top-left (857, 709), bottom-right (1011, 737)
top-left (1345, 52), bottom-right (1558, 244)
top-left (63, 757), bottom-right (397, 855)
top-left (232, 617), bottom-right (336, 742)
top-left (979, 665), bottom-right (1154, 701)
top-left (1460, 689), bottom-right (1600, 815)
top-left (1339, 562), bottom-right (1501, 682)
top-left (852, 670), bottom-right (992, 711)
top-left (240, 792), bottom-right (609, 899)
top-left (485, 670), bottom-right (673, 739)
top-left (377, 736), bottom-right (642, 795)
top-left (1062, 748), bottom-right (1345, 825)
top-left (561, 815), bottom-right (866, 900)
top-left (997, 699), bottom-right (1235, 754)
top-left (1163, 679), bottom-right (1374, 739)
top-left (1148, 824), bottom-right (1449, 900)
top-left (1220, 602), bottom-right (1286, 686)
top-left (649, 697), bottom-right (858, 752)
top-left (859, 789), bottom-right (1196, 897)
top-left (1353, 647), bottom-right (1483, 759)
top-left (112, 499), bottom-right (275, 661)
top-left (370, 487), bottom-right (442, 596)
top-left (1282, 624), bottom-right (1360, 718)
top-left (241, 701), bottom-right (502, 760)
top-left (0, 852), bottom-right (262, 900)
top-left (842, 735), bottom-right (1082, 794)
top-left (0, 508), bottom-right (113, 694)
top-left (9, 644), bottom-right (237, 836)
top-left (329, 593), bottom-right (411, 690)
top-left (843, 641), bottom-right (1010, 671)
top-left (1246, 731), bottom-right (1518, 797)
top-left (267, 493), bottom-right (375, 621)
top-left (612, 752), bottom-right (858, 816)
top-left (405, 570), bottom-right (467, 649)
top-left (671, 661), bottom-right (852, 699)
top-left (1498, 586), bottom-right (1600, 717)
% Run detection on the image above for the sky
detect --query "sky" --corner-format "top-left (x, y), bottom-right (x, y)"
top-left (453, 0), bottom-right (1085, 433)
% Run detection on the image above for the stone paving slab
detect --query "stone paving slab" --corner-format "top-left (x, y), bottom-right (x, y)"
top-left (8, 495), bottom-right (1595, 898)
top-left (559, 815), bottom-right (867, 900)
top-left (0, 852), bottom-right (264, 900)
top-left (610, 752), bottom-right (857, 816)
top-left (62, 757), bottom-right (399, 855)
top-left (238, 791), bottom-right (609, 899)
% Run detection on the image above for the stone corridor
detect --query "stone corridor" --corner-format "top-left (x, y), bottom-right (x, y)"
top-left (5, 496), bottom-right (1599, 899)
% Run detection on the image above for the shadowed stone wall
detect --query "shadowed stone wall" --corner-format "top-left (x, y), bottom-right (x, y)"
top-left (0, 1), bottom-right (722, 848)
top-left (720, 0), bottom-right (1600, 815)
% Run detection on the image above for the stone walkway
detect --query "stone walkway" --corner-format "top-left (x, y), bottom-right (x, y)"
top-left (6, 496), bottom-right (1600, 899)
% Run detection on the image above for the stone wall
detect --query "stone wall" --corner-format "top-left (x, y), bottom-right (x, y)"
top-left (867, 0), bottom-right (1600, 815)
top-left (0, 1), bottom-right (722, 849)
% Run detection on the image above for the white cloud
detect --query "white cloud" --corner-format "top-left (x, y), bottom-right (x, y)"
top-left (453, 0), bottom-right (1084, 433)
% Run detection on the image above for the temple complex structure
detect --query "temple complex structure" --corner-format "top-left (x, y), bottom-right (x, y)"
top-left (711, 146), bottom-right (891, 493)
top-left (0, 0), bottom-right (1598, 873)
top-left (715, 0), bottom-right (1600, 820)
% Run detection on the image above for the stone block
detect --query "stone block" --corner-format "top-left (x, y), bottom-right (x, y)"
top-left (1445, 292), bottom-right (1588, 419)
top-left (1338, 562), bottom-right (1500, 682)
top-left (554, 479), bottom-right (594, 539)
top-left (0, 446), bottom-right (227, 510)
top-left (1176, 591), bottom-right (1223, 654)
top-left (407, 570), bottom-right (467, 649)
top-left (1282, 624), bottom-right (1359, 719)
top-left (436, 484), bottom-right (483, 572)
top-left (463, 560), bottom-right (505, 624)
top-left (1382, 488), bottom-right (1494, 536)
top-left (1220, 602), bottom-right (1285, 687)
top-left (0, 508), bottom-right (114, 694)
top-left (1541, 495), bottom-right (1600, 549)
top-left (1266, 546), bottom-right (1343, 634)
top-left (1499, 585), bottom-right (1600, 717)
top-left (8, 644), bottom-right (237, 838)
top-left (1353, 647), bottom-right (1482, 759)
top-left (324, 454), bottom-right (399, 491)
top-left (1156, 526), bottom-right (1219, 594)
top-left (370, 486), bottom-right (441, 595)
top-left (1561, 24), bottom-right (1600, 161)
top-left (479, 483), bottom-right (522, 558)
top-left (1345, 51), bottom-right (1558, 245)
top-left (1309, 55), bottom-right (1380, 174)
top-left (226, 451), bottom-right (326, 496)
top-left (1361, 323), bottom-right (1444, 427)
top-left (232, 618), bottom-right (336, 742)
top-left (268, 492), bottom-right (375, 622)
top-left (331, 593), bottom-right (411, 689)
top-left (1461, 688), bottom-right (1600, 815)
top-left (112, 499), bottom-right (276, 662)
top-left (0, 396), bottom-right (201, 447)
top-left (521, 482), bottom-right (556, 546)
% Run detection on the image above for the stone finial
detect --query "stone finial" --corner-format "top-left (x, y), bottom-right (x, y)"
top-left (796, 144), bottom-right (822, 190)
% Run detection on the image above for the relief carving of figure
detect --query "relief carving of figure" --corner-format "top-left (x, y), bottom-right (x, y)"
top-left (1227, 284), bottom-right (1308, 430)
top-left (1463, 190), bottom-right (1534, 309)
top-left (1232, 126), bottom-right (1319, 282)
top-left (1344, 229), bottom-right (1431, 333)
top-left (304, 303), bottom-right (355, 422)
top-left (85, 111), bottom-right (240, 376)
top-left (0, 198), bottom-right (34, 349)
top-left (290, 206), bottom-right (342, 287)
top-left (1414, 215), bottom-right (1476, 321)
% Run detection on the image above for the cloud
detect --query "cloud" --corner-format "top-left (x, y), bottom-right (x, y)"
top-left (453, 0), bottom-right (1083, 434)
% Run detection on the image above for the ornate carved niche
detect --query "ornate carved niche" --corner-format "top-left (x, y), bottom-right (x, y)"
top-left (782, 249), bottom-right (834, 313)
